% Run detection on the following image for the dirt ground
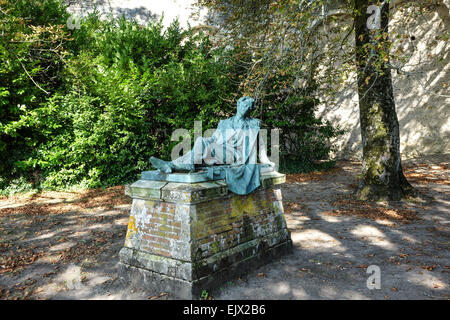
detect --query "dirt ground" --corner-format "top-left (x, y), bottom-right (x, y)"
top-left (0, 154), bottom-right (449, 300)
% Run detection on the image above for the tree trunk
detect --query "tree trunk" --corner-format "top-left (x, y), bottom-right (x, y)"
top-left (354, 0), bottom-right (416, 201)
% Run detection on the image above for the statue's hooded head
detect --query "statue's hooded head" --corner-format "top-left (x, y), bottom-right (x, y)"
top-left (236, 96), bottom-right (255, 118)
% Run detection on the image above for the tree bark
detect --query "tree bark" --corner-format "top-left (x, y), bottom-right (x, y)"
top-left (354, 0), bottom-right (416, 201)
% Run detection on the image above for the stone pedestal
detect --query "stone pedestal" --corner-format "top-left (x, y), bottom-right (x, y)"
top-left (118, 171), bottom-right (293, 299)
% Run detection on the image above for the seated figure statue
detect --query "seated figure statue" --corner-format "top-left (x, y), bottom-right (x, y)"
top-left (150, 96), bottom-right (274, 195)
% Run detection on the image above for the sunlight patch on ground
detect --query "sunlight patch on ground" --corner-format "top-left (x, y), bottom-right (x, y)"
top-left (29, 232), bottom-right (56, 241)
top-left (341, 290), bottom-right (369, 300)
top-left (71, 231), bottom-right (90, 238)
top-left (318, 286), bottom-right (338, 299)
top-left (0, 203), bottom-right (25, 209)
top-left (388, 229), bottom-right (420, 244)
top-left (270, 281), bottom-right (291, 295)
top-left (49, 241), bottom-right (76, 252)
top-left (374, 219), bottom-right (398, 226)
top-left (291, 287), bottom-right (309, 299)
top-left (291, 229), bottom-right (345, 251)
top-left (114, 217), bottom-right (129, 226)
top-left (54, 264), bottom-right (84, 290)
top-left (84, 272), bottom-right (110, 287)
top-left (318, 214), bottom-right (344, 223)
top-left (406, 272), bottom-right (448, 291)
top-left (37, 254), bottom-right (61, 264)
top-left (87, 223), bottom-right (110, 230)
top-left (351, 225), bottom-right (397, 250)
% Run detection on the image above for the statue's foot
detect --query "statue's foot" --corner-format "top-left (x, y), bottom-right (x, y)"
top-left (150, 156), bottom-right (172, 173)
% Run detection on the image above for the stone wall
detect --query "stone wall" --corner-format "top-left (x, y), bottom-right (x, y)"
top-left (317, 3), bottom-right (450, 160)
top-left (64, 0), bottom-right (205, 28)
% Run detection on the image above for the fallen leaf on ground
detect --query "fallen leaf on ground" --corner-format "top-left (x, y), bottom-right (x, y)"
top-left (257, 273), bottom-right (267, 278)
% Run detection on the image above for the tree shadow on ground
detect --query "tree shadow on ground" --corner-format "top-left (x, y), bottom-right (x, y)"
top-left (0, 186), bottom-right (132, 299)
top-left (213, 155), bottom-right (449, 300)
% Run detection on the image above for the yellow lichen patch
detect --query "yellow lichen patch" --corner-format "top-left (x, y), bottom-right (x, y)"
top-left (231, 195), bottom-right (258, 218)
top-left (126, 215), bottom-right (138, 239)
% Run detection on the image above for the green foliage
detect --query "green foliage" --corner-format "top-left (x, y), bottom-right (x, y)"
top-left (0, 176), bottom-right (37, 196)
top-left (11, 14), bottom-right (239, 189)
top-left (200, 289), bottom-right (209, 300)
top-left (1, 1), bottom-right (343, 193)
top-left (0, 0), bottom-right (70, 180)
top-left (263, 88), bottom-right (344, 164)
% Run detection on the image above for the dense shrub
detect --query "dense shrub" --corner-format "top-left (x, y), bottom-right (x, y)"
top-left (263, 91), bottom-right (344, 172)
top-left (11, 14), bottom-right (240, 188)
top-left (0, 0), bottom-right (70, 181)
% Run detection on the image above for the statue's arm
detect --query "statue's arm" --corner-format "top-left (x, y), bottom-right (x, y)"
top-left (208, 119), bottom-right (228, 143)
